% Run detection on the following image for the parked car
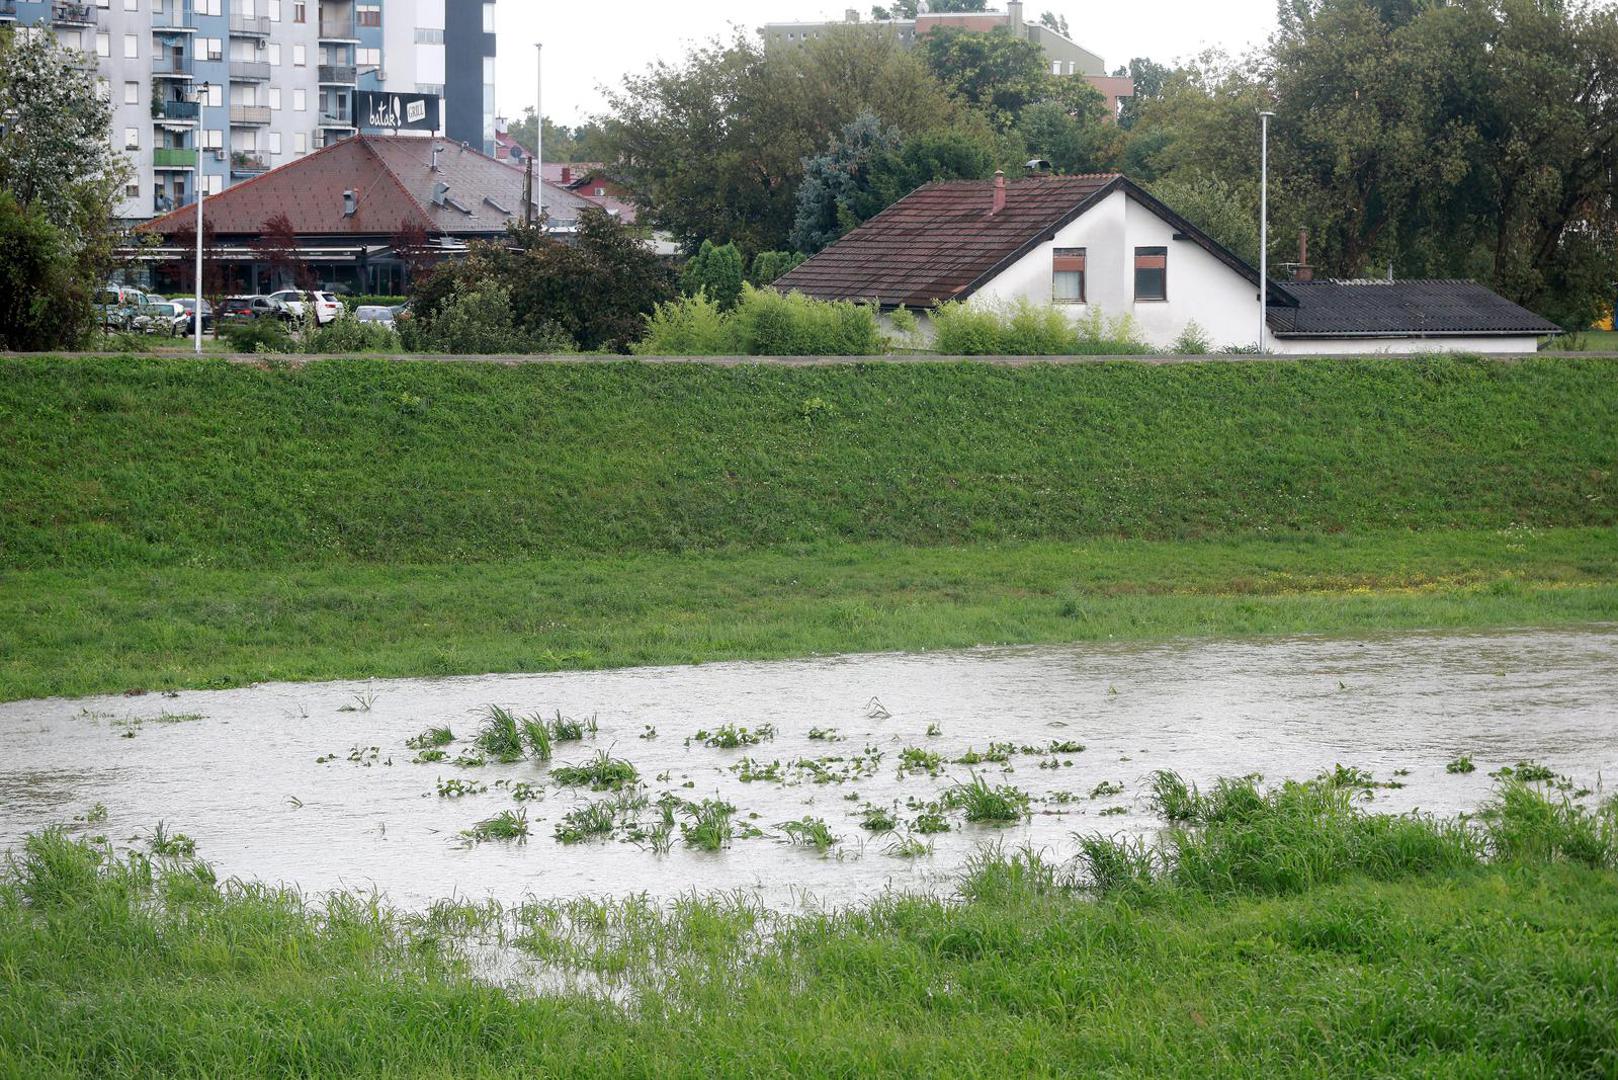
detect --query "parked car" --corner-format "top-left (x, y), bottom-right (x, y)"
top-left (354, 305), bottom-right (397, 330)
top-left (173, 297), bottom-right (214, 335)
top-left (134, 301), bottom-right (190, 337)
top-left (96, 285), bottom-right (150, 331)
top-left (269, 289), bottom-right (343, 325)
top-left (218, 295), bottom-right (288, 324)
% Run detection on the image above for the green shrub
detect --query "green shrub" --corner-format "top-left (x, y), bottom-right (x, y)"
top-left (1172, 320), bottom-right (1212, 354)
top-left (402, 284), bottom-right (571, 355)
top-left (635, 284), bottom-right (882, 356)
top-left (932, 299), bottom-right (1149, 356)
top-left (681, 240), bottom-right (745, 310)
top-left (222, 318), bottom-right (293, 353)
top-left (747, 250), bottom-right (806, 286)
top-left (303, 311), bottom-right (401, 354)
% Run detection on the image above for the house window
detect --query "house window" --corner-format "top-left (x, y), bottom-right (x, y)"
top-left (1053, 247), bottom-right (1085, 303)
top-left (357, 4), bottom-right (381, 27)
top-left (1134, 246), bottom-right (1167, 301)
top-left (123, 80), bottom-right (139, 104)
top-left (293, 1), bottom-right (306, 22)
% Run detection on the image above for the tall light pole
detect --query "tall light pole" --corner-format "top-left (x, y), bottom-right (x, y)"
top-left (195, 82), bottom-right (209, 356)
top-left (543, 42), bottom-right (550, 226)
top-left (1258, 109), bottom-right (1275, 353)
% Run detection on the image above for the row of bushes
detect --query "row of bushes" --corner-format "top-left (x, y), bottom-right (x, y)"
top-left (338, 295), bottom-right (407, 313)
top-left (636, 285), bottom-right (885, 356)
top-left (931, 300), bottom-right (1153, 356)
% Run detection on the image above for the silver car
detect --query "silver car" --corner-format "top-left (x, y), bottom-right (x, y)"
top-left (354, 305), bottom-right (397, 330)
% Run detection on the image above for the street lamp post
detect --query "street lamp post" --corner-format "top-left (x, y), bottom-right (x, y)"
top-left (1258, 110), bottom-right (1275, 353)
top-left (535, 42), bottom-right (543, 226)
top-left (195, 82), bottom-right (209, 356)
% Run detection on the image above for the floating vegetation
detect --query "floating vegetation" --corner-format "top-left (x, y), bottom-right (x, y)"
top-left (346, 745), bottom-right (381, 766)
top-left (412, 749), bottom-right (448, 764)
top-left (950, 775), bottom-right (1031, 823)
top-left (953, 742), bottom-right (1017, 766)
top-left (897, 747), bottom-right (943, 777)
top-left (1447, 755), bottom-right (1478, 775)
top-left (405, 726), bottom-right (455, 750)
top-left (885, 834), bottom-right (932, 858)
top-left (1090, 780), bottom-right (1125, 799)
top-left (145, 822), bottom-right (196, 857)
top-left (153, 712), bottom-right (205, 725)
top-left (680, 799), bottom-right (735, 851)
top-left (778, 817), bottom-right (839, 852)
top-left (1316, 764), bottom-right (1403, 791)
top-left (435, 778), bottom-right (486, 799)
top-left (1099, 806), bottom-right (1128, 817)
top-left (476, 706), bottom-right (527, 763)
top-left (549, 713), bottom-right (598, 742)
top-left (807, 727), bottom-right (842, 742)
top-left (1049, 740), bottom-right (1086, 754)
top-left (80, 804), bottom-right (108, 825)
top-left (463, 809), bottom-right (529, 844)
top-left (507, 782), bottom-right (542, 802)
top-left (639, 725), bottom-right (658, 740)
top-left (925, 722), bottom-right (943, 737)
top-left (733, 758), bottom-right (783, 783)
top-left (859, 804), bottom-right (898, 833)
top-left (1491, 761), bottom-right (1558, 783)
top-left (691, 724), bottom-right (777, 749)
top-left (551, 751), bottom-right (639, 791)
top-left (452, 751), bottom-right (488, 769)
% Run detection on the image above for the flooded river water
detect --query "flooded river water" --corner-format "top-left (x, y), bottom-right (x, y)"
top-left (2, 626), bottom-right (1614, 912)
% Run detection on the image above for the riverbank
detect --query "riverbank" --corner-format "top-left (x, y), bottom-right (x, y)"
top-left (3, 776), bottom-right (1614, 1076)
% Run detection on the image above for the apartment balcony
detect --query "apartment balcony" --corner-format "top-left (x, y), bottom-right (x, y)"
top-left (151, 7), bottom-right (194, 31)
top-left (318, 17), bottom-right (357, 40)
top-left (228, 15), bottom-right (270, 36)
top-left (0, 1), bottom-right (20, 22)
top-left (51, 2), bottom-right (97, 27)
top-left (231, 60), bottom-right (271, 81)
top-left (317, 110), bottom-right (354, 128)
top-left (318, 64), bottom-right (356, 85)
top-left (155, 99), bottom-right (200, 123)
top-left (153, 192), bottom-right (194, 215)
top-left (230, 105), bottom-right (271, 126)
top-left (152, 55), bottom-right (195, 78)
top-left (230, 153), bottom-right (268, 177)
top-left (153, 147), bottom-right (200, 169)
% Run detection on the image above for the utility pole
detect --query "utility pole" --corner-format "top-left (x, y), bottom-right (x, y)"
top-left (195, 82), bottom-right (209, 356)
top-left (543, 41), bottom-right (550, 226)
top-left (1258, 110), bottom-right (1275, 353)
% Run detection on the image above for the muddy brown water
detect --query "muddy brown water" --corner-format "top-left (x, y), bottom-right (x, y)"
top-left (2, 626), bottom-right (1614, 913)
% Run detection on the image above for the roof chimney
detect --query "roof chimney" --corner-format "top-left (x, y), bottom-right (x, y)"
top-left (431, 181), bottom-right (449, 207)
top-left (430, 144), bottom-right (441, 171)
top-left (991, 170), bottom-right (1006, 215)
top-left (1293, 228), bottom-right (1313, 281)
top-left (561, 165), bottom-right (572, 185)
top-left (1007, 0), bottom-right (1024, 33)
top-left (342, 189), bottom-right (356, 217)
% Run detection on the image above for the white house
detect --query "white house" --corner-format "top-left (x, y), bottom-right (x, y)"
top-left (774, 173), bottom-right (1561, 354)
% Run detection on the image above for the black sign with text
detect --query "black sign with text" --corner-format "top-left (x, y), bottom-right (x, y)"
top-left (355, 91), bottom-right (441, 133)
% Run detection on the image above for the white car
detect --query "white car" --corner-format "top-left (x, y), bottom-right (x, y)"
top-left (354, 305), bottom-right (397, 330)
top-left (269, 289), bottom-right (343, 325)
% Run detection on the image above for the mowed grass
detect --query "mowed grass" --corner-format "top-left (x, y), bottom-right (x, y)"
top-left (1, 355), bottom-right (1614, 699)
top-left (3, 779), bottom-right (1616, 1076)
top-left (3, 528), bottom-right (1615, 699)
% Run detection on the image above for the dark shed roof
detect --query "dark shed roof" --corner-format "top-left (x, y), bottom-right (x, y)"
top-left (1266, 279), bottom-right (1562, 337)
top-left (774, 173), bottom-right (1293, 309)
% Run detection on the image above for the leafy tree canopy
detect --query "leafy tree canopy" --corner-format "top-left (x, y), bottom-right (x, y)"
top-left (919, 27), bottom-right (1049, 130)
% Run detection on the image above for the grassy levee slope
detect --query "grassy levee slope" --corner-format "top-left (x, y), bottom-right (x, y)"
top-left (1, 354), bottom-right (1615, 698)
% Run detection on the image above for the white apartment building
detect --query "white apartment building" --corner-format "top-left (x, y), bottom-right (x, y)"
top-left (2, 0), bottom-right (493, 222)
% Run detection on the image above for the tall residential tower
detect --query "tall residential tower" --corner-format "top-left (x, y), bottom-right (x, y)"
top-left (1, 0), bottom-right (496, 222)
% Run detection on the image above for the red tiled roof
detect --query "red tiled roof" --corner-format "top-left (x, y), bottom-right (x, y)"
top-left (774, 174), bottom-right (1120, 308)
top-left (139, 135), bottom-right (562, 238)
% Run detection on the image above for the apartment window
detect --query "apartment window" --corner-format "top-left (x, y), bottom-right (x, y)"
top-left (1134, 247), bottom-right (1168, 301)
top-left (415, 28), bottom-right (443, 44)
top-left (124, 127), bottom-right (139, 149)
top-left (124, 0), bottom-right (136, 10)
top-left (269, 86), bottom-right (282, 109)
top-left (203, 38), bottom-right (223, 61)
top-left (95, 31), bottom-right (110, 57)
top-left (125, 180), bottom-right (139, 198)
top-left (123, 34), bottom-right (138, 58)
top-left (123, 80), bottom-right (139, 105)
top-left (269, 130), bottom-right (282, 155)
top-left (269, 43), bottom-right (281, 65)
top-left (1052, 247), bottom-right (1085, 303)
top-left (293, 44), bottom-right (306, 66)
top-left (357, 3), bottom-right (381, 27)
top-left (269, 0), bottom-right (281, 20)
top-left (294, 131), bottom-right (307, 154)
top-left (293, 88), bottom-right (306, 110)
top-left (482, 2), bottom-right (495, 33)
top-left (293, 1), bottom-right (306, 22)
top-left (357, 47), bottom-right (380, 68)
top-left (207, 174), bottom-right (224, 195)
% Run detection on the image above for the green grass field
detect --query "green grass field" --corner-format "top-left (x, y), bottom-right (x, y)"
top-left (4, 776), bottom-right (1615, 1077)
top-left (2, 354), bottom-right (1615, 699)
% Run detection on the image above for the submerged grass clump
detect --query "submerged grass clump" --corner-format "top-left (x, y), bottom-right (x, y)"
top-left (405, 725), bottom-right (455, 750)
top-left (778, 817), bottom-right (839, 852)
top-left (693, 724), bottom-right (776, 749)
top-left (550, 751), bottom-right (639, 791)
top-left (1447, 754), bottom-right (1478, 774)
top-left (476, 706), bottom-right (527, 762)
top-left (680, 799), bottom-right (735, 851)
top-left (548, 713), bottom-right (598, 743)
top-left (949, 775), bottom-right (1031, 823)
top-left (463, 809), bottom-right (529, 844)
top-left (553, 800), bottom-right (618, 844)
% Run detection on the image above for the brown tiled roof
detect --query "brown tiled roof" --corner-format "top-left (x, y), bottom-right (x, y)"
top-left (776, 174), bottom-right (1295, 310)
top-left (139, 135), bottom-right (591, 238)
top-left (775, 175), bottom-right (1119, 308)
top-left (1266, 279), bottom-right (1562, 337)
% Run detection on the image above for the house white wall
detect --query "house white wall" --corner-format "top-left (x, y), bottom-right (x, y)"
top-left (970, 189), bottom-right (1264, 351)
top-left (1268, 335), bottom-right (1541, 355)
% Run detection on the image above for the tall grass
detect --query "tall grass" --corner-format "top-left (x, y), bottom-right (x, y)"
top-left (635, 285), bottom-right (884, 356)
top-left (931, 299), bottom-right (1149, 355)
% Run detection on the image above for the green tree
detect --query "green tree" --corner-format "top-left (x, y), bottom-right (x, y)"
top-left (1147, 172), bottom-right (1259, 265)
top-left (791, 112), bottom-right (904, 255)
top-left (603, 28), bottom-right (955, 252)
top-left (1038, 11), bottom-right (1071, 36)
top-left (0, 193), bottom-right (86, 350)
top-left (1113, 56), bottom-right (1172, 130)
top-left (747, 251), bottom-right (806, 286)
top-left (919, 27), bottom-right (1049, 130)
top-left (681, 239), bottom-right (746, 308)
top-left (0, 26), bottom-right (129, 347)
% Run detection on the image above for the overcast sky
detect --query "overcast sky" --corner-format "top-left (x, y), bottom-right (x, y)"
top-left (495, 0), bottom-right (1279, 127)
